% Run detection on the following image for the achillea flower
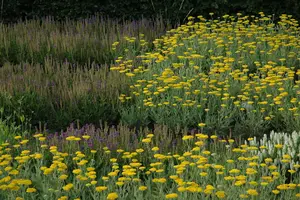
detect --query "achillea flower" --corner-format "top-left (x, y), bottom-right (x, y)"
top-left (272, 190), bottom-right (280, 194)
top-left (165, 193), bottom-right (178, 199)
top-left (216, 191), bottom-right (226, 198)
top-left (26, 188), bottom-right (36, 193)
top-left (82, 135), bottom-right (90, 140)
top-left (139, 186), bottom-right (147, 191)
top-left (96, 186), bottom-right (108, 192)
top-left (247, 189), bottom-right (258, 196)
top-left (62, 183), bottom-right (73, 191)
top-left (107, 192), bottom-right (118, 200)
top-left (182, 135), bottom-right (194, 140)
top-left (275, 144), bottom-right (283, 149)
top-left (198, 123), bottom-right (206, 127)
top-left (72, 169), bottom-right (82, 174)
top-left (142, 138), bottom-right (151, 143)
top-left (59, 174), bottom-right (68, 180)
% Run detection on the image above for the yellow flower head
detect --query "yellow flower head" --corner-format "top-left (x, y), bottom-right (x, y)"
top-left (62, 183), bottom-right (73, 191)
top-left (107, 192), bottom-right (118, 200)
top-left (247, 189), bottom-right (258, 196)
top-left (216, 191), bottom-right (226, 198)
top-left (139, 186), bottom-right (147, 191)
top-left (95, 186), bottom-right (108, 192)
top-left (26, 188), bottom-right (37, 193)
top-left (165, 193), bottom-right (178, 199)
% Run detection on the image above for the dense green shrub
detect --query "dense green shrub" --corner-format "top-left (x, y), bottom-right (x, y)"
top-left (0, 0), bottom-right (299, 23)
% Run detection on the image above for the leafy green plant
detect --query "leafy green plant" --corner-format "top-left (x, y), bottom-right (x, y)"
top-left (0, 107), bottom-right (30, 143)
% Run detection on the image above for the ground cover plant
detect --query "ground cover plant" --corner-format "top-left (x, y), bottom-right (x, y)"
top-left (112, 12), bottom-right (300, 137)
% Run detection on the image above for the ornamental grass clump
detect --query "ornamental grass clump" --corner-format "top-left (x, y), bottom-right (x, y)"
top-left (0, 15), bottom-right (169, 65)
top-left (0, 59), bottom-right (127, 130)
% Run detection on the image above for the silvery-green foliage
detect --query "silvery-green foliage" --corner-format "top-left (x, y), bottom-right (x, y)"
top-left (246, 131), bottom-right (300, 165)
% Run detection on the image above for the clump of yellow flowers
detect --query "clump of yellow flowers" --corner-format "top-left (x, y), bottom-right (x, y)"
top-left (0, 128), bottom-right (300, 199)
top-left (112, 12), bottom-right (300, 135)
